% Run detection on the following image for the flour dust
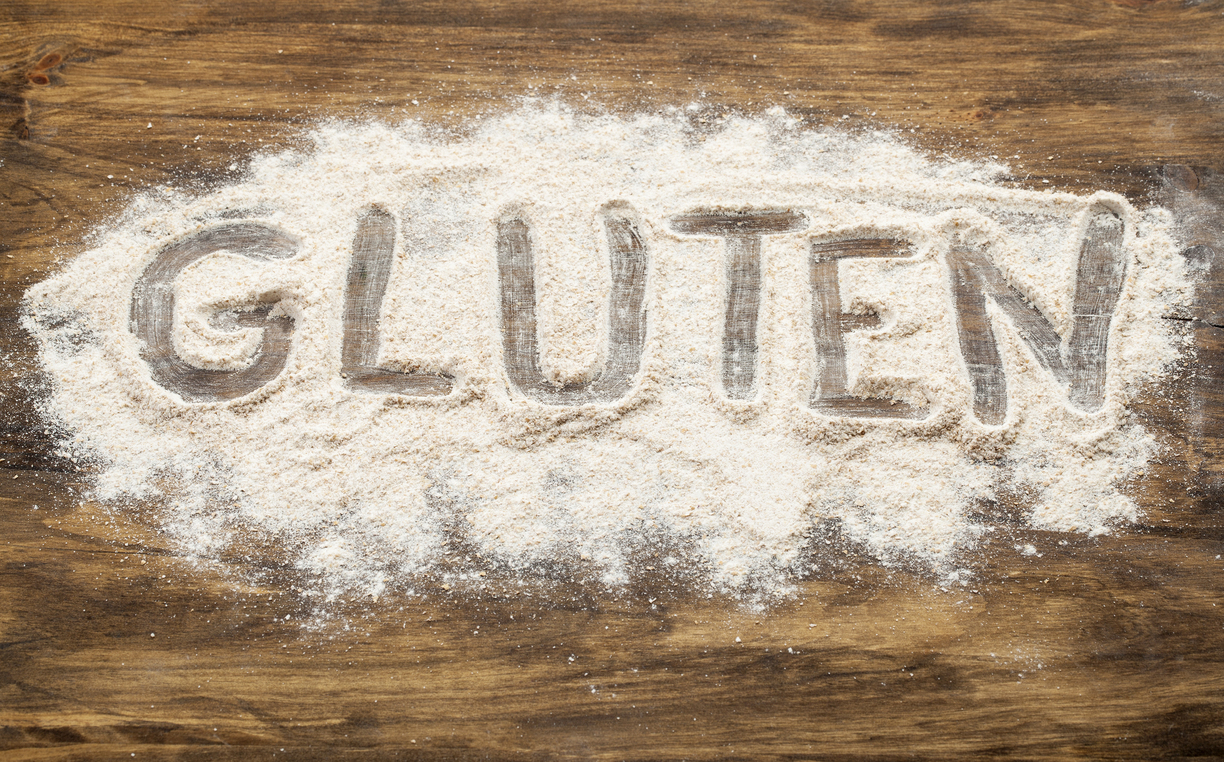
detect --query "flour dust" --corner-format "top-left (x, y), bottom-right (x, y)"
top-left (22, 104), bottom-right (1191, 603)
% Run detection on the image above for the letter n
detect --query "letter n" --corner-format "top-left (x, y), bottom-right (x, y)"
top-left (948, 203), bottom-right (1127, 424)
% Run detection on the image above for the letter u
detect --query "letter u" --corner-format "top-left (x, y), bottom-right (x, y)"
top-left (496, 205), bottom-right (649, 405)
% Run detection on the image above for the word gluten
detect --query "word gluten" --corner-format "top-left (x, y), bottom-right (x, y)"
top-left (129, 203), bottom-right (1127, 424)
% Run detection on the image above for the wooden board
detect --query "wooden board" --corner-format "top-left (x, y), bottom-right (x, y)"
top-left (3, 1), bottom-right (1224, 758)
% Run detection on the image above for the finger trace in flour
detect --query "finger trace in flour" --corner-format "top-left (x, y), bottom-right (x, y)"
top-left (22, 103), bottom-right (1190, 601)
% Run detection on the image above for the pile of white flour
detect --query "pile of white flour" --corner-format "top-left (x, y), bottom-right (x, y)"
top-left (23, 104), bottom-right (1190, 601)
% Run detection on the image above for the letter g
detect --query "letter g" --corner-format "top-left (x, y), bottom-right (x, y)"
top-left (129, 223), bottom-right (298, 402)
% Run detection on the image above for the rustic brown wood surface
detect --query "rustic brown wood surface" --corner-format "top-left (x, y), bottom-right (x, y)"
top-left (3, 1), bottom-right (1224, 759)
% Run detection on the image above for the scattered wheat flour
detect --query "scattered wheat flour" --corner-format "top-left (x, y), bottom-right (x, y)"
top-left (23, 103), bottom-right (1191, 601)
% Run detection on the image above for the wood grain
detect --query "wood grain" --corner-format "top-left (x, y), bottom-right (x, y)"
top-left (3, 1), bottom-right (1224, 759)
